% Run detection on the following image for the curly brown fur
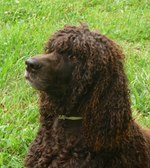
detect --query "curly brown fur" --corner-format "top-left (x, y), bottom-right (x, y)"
top-left (24, 24), bottom-right (150, 168)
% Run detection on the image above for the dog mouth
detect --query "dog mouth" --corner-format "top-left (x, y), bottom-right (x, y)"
top-left (25, 69), bottom-right (54, 92)
top-left (25, 70), bottom-right (34, 82)
top-left (25, 70), bottom-right (36, 87)
top-left (24, 70), bottom-right (43, 90)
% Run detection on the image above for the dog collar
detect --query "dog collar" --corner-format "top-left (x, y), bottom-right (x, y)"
top-left (59, 115), bottom-right (82, 120)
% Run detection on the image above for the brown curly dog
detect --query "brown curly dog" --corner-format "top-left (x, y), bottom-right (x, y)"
top-left (24, 24), bottom-right (150, 168)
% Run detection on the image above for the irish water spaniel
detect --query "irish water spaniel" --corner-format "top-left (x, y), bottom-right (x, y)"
top-left (24, 24), bottom-right (150, 168)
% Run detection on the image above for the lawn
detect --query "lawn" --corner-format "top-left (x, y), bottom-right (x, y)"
top-left (0, 0), bottom-right (150, 167)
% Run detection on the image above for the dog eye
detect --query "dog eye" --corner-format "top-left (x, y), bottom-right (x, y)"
top-left (68, 55), bottom-right (77, 62)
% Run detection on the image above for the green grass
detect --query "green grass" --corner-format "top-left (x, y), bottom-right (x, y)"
top-left (0, 0), bottom-right (150, 167)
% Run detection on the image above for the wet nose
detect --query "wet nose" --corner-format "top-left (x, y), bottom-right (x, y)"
top-left (25, 58), bottom-right (42, 71)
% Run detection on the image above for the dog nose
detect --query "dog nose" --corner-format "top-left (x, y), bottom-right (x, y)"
top-left (25, 58), bottom-right (42, 71)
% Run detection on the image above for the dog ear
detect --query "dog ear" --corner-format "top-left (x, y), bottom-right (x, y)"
top-left (82, 63), bottom-right (132, 151)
